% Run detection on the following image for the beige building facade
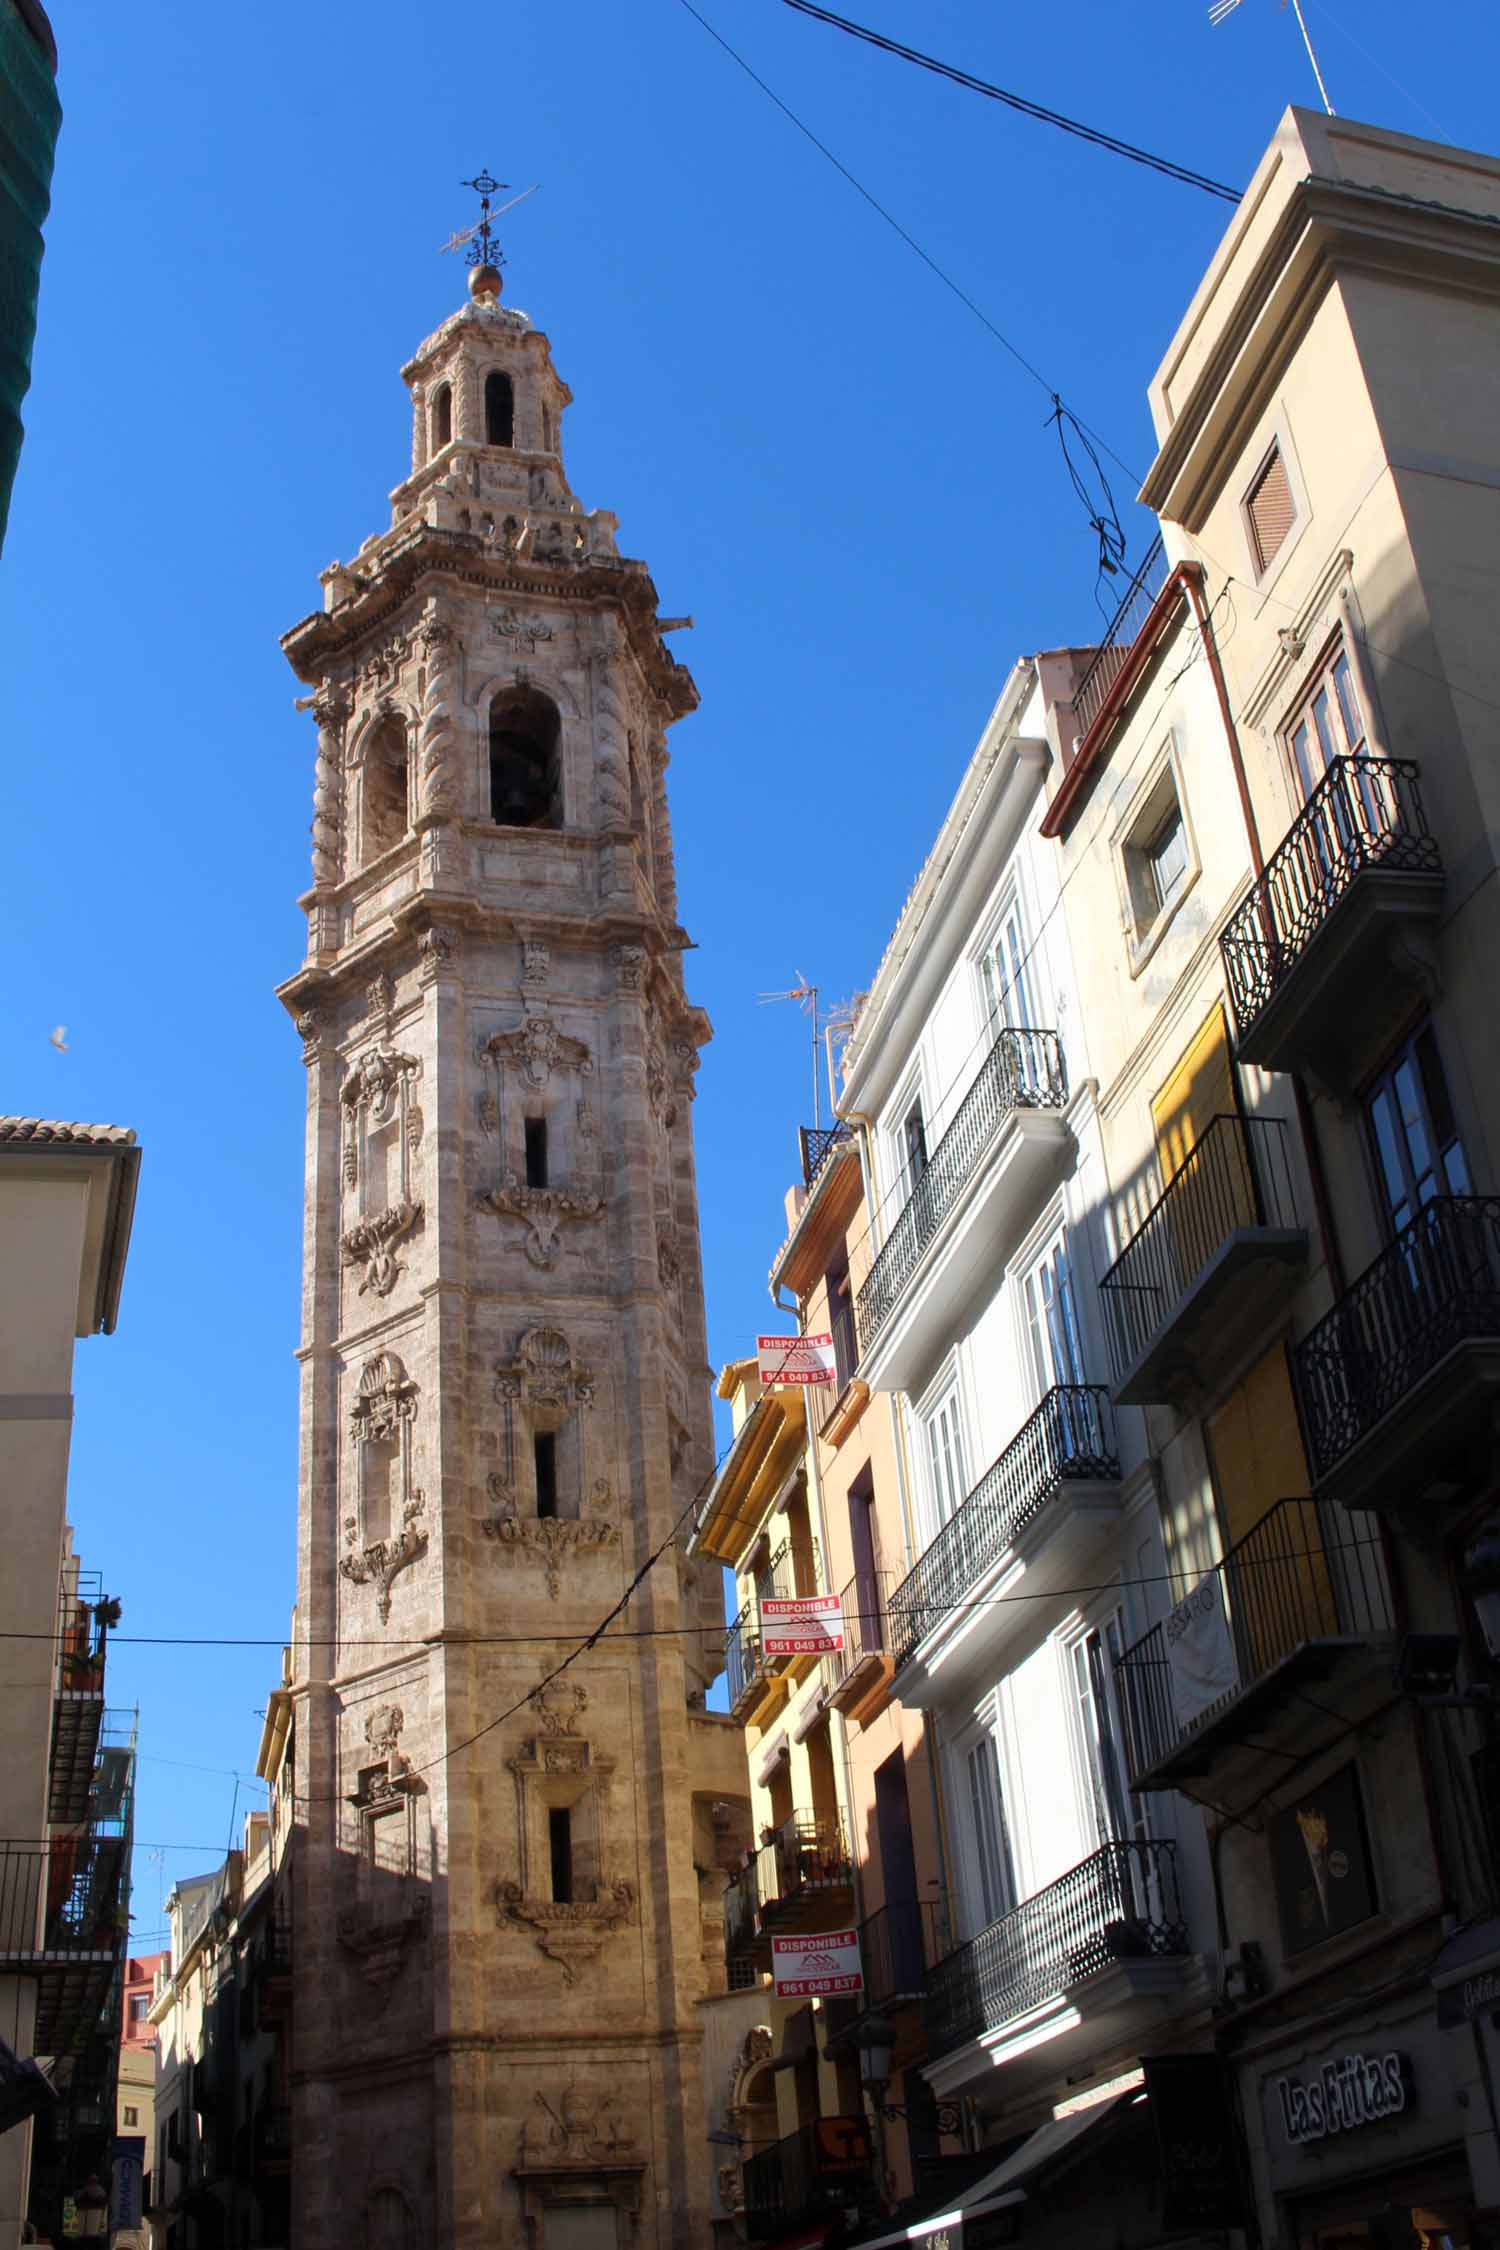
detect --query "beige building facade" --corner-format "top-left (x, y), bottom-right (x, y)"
top-left (0, 1118), bottom-right (139, 2250)
top-left (276, 250), bottom-right (728, 2250)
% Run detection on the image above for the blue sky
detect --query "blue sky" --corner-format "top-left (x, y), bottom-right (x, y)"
top-left (3, 0), bottom-right (1487, 1945)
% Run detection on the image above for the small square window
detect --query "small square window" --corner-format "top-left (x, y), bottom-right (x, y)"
top-left (1244, 442), bottom-right (1297, 576)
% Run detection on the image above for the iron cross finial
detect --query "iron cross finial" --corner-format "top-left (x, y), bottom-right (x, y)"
top-left (457, 170), bottom-right (508, 268)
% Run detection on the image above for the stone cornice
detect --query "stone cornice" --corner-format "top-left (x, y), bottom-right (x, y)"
top-left (281, 527), bottom-right (697, 717)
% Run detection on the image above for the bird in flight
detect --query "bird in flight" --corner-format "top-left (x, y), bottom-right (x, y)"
top-left (49, 1026), bottom-right (67, 1052)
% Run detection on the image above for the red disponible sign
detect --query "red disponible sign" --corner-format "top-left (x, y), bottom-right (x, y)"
top-left (757, 1333), bottom-right (837, 1387)
top-left (762, 1593), bottom-right (844, 1657)
top-left (773, 1929), bottom-right (864, 1998)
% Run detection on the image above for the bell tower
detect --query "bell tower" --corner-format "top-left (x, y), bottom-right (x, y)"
top-left (277, 212), bottom-right (725, 2250)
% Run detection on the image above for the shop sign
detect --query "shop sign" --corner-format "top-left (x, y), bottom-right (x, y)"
top-left (1144, 2054), bottom-right (1248, 2229)
top-left (763, 1592), bottom-right (844, 1656)
top-left (772, 1927), bottom-right (863, 1998)
top-left (1437, 1966), bottom-right (1500, 2028)
top-left (1275, 2052), bottom-right (1410, 2146)
top-left (110, 2135), bottom-right (145, 2232)
top-left (757, 1332), bottom-right (837, 1386)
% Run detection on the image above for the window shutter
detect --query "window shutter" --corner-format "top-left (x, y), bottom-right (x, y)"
top-left (1246, 446), bottom-right (1295, 572)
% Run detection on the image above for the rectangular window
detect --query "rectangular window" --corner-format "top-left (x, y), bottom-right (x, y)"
top-left (1245, 442), bottom-right (1297, 575)
top-left (549, 1806), bottom-right (574, 1903)
top-left (524, 1116), bottom-right (549, 1189)
top-left (980, 897), bottom-right (1036, 1039)
top-left (124, 2105), bottom-right (139, 2127)
top-left (1286, 640), bottom-right (1367, 801)
top-left (1365, 1023), bottom-right (1470, 1235)
top-left (902, 1098), bottom-right (929, 1197)
top-left (534, 1431), bottom-right (558, 1520)
top-left (1022, 1232), bottom-right (1086, 1398)
top-left (965, 1736), bottom-right (1015, 1929)
top-left (924, 1387), bottom-right (969, 1531)
top-left (825, 1242), bottom-right (856, 1394)
top-left (129, 1993), bottom-right (149, 2021)
top-left (1121, 761), bottom-right (1196, 954)
top-left (1071, 1617), bottom-right (1146, 1850)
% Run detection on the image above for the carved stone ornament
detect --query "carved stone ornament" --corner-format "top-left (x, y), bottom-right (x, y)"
top-left (360, 631), bottom-right (410, 689)
top-left (480, 1479), bottom-right (618, 1598)
top-left (610, 943), bottom-right (645, 992)
top-left (295, 1006), bottom-right (324, 1063)
top-left (657, 1230), bottom-right (681, 1288)
top-left (478, 1174), bottom-right (604, 1269)
top-left (492, 607), bottom-right (556, 655)
top-left (342, 1047), bottom-right (419, 1128)
top-left (519, 2086), bottom-right (638, 2167)
top-left (339, 1499), bottom-right (427, 1625)
top-left (496, 1876), bottom-right (635, 1987)
top-left (485, 1014), bottom-right (593, 1091)
top-left (348, 1351), bottom-right (418, 1446)
top-left (644, 1039), bottom-right (676, 1129)
top-left (355, 1701), bottom-right (418, 1803)
top-left (494, 1326), bottom-right (595, 1414)
top-left (342, 1198), bottom-right (424, 1296)
top-left (532, 1680), bottom-right (588, 1737)
top-left (516, 928), bottom-right (551, 991)
top-left (337, 1888), bottom-right (429, 1991)
top-left (366, 969), bottom-right (395, 1033)
top-left (416, 924), bottom-right (456, 983)
top-left (309, 688), bottom-right (349, 886)
top-left (417, 597), bottom-right (458, 820)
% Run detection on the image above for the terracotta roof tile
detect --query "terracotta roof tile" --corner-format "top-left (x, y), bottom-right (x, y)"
top-left (0, 1117), bottom-right (137, 1146)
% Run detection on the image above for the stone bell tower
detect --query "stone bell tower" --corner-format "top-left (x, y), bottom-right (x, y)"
top-left (276, 222), bottom-right (729, 2250)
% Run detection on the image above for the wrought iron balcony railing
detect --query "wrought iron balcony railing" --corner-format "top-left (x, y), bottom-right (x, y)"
top-left (1220, 756), bottom-right (1441, 1047)
top-left (723, 1809), bottom-right (853, 1954)
top-left (1294, 1196), bottom-right (1500, 1485)
top-left (744, 2119), bottom-right (875, 2241)
top-left (815, 1294), bottom-right (861, 1433)
top-left (725, 1539), bottom-right (822, 1711)
top-left (1114, 1498), bottom-right (1392, 1783)
top-left (0, 1838), bottom-right (126, 1962)
top-left (856, 1895), bottom-right (953, 2015)
top-left (888, 1387), bottom-right (1119, 1664)
top-left (856, 1028), bottom-right (1067, 1352)
top-left (1100, 1114), bottom-right (1298, 1384)
top-left (799, 1122), bottom-right (852, 1190)
top-left (1069, 536), bottom-right (1169, 748)
top-left (829, 1569), bottom-right (891, 1691)
top-left (925, 1839), bottom-right (1186, 2060)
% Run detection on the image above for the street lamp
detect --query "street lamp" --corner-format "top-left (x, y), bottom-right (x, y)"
top-left (77, 2175), bottom-right (109, 2238)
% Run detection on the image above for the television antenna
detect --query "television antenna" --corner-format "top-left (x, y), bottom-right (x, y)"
top-left (758, 975), bottom-right (824, 1129)
top-left (1208, 0), bottom-right (1334, 114)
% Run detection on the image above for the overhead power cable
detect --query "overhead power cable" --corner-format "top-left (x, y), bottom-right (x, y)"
top-left (775, 0), bottom-right (1241, 203)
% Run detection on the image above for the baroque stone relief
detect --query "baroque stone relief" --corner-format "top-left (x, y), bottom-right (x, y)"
top-left (340, 1047), bottom-right (425, 1298)
top-left (519, 2086), bottom-right (638, 2167)
top-left (484, 1014), bottom-right (592, 1091)
top-left (496, 1687), bottom-right (635, 1985)
top-left (481, 1477), bottom-right (618, 1599)
top-left (478, 1176), bottom-right (604, 1269)
top-left (341, 1352), bottom-right (426, 1623)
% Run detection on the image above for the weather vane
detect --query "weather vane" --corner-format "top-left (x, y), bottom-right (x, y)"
top-left (440, 171), bottom-right (540, 269)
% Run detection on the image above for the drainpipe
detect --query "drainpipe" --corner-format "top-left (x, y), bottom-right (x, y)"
top-left (1185, 565), bottom-right (1345, 1297)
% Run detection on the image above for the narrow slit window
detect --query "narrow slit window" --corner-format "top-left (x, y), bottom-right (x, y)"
top-left (485, 370), bottom-right (514, 447)
top-left (524, 1116), bottom-right (549, 1189)
top-left (549, 1806), bottom-right (573, 1903)
top-left (535, 1432), bottom-right (558, 1520)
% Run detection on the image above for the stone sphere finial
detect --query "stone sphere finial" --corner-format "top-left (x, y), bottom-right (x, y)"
top-left (469, 262), bottom-right (503, 304)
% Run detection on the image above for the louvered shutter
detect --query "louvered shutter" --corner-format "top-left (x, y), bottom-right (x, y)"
top-left (1246, 446), bottom-right (1296, 572)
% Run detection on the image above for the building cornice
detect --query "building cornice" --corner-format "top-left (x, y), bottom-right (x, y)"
top-left (767, 1142), bottom-right (862, 1305)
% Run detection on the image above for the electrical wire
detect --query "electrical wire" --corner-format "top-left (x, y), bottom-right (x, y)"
top-left (775, 0), bottom-right (1241, 203)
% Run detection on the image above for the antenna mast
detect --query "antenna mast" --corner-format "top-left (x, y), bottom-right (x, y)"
top-left (1208, 0), bottom-right (1335, 115)
top-left (757, 976), bottom-right (822, 1129)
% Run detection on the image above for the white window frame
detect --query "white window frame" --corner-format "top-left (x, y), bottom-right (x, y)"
top-left (914, 1360), bottom-right (972, 1550)
top-left (1113, 736), bottom-right (1201, 979)
top-left (1018, 1224), bottom-right (1088, 1403)
top-left (883, 1062), bottom-right (931, 1213)
top-left (952, 1709), bottom-right (1018, 1938)
top-left (1060, 1604), bottom-right (1149, 1854)
top-left (972, 880), bottom-right (1043, 1049)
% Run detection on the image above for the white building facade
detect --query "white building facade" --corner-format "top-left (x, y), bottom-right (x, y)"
top-left (836, 657), bottom-right (1214, 2173)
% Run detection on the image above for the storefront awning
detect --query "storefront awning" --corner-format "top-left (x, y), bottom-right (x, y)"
top-left (854, 2088), bottom-right (1144, 2249)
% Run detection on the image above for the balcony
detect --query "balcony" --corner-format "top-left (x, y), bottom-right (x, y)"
top-left (1101, 1114), bottom-right (1306, 1406)
top-left (887, 1388), bottom-right (1122, 1701)
top-left (723, 1810), bottom-right (853, 1962)
top-left (1220, 757), bottom-right (1443, 1087)
top-left (1294, 1196), bottom-right (1500, 1514)
top-left (725, 1539), bottom-right (821, 1722)
top-left (0, 1837), bottom-right (126, 2055)
top-left (743, 2118), bottom-right (876, 2243)
top-left (827, 1569), bottom-right (894, 1721)
top-left (1114, 1498), bottom-right (1394, 1816)
top-left (50, 1571), bottom-right (106, 1827)
top-left (924, 1841), bottom-right (1191, 2096)
top-left (855, 1028), bottom-right (1070, 1390)
top-left (856, 1895), bottom-right (953, 2017)
top-left (1069, 535), bottom-right (1170, 750)
top-left (799, 1121), bottom-right (852, 1189)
